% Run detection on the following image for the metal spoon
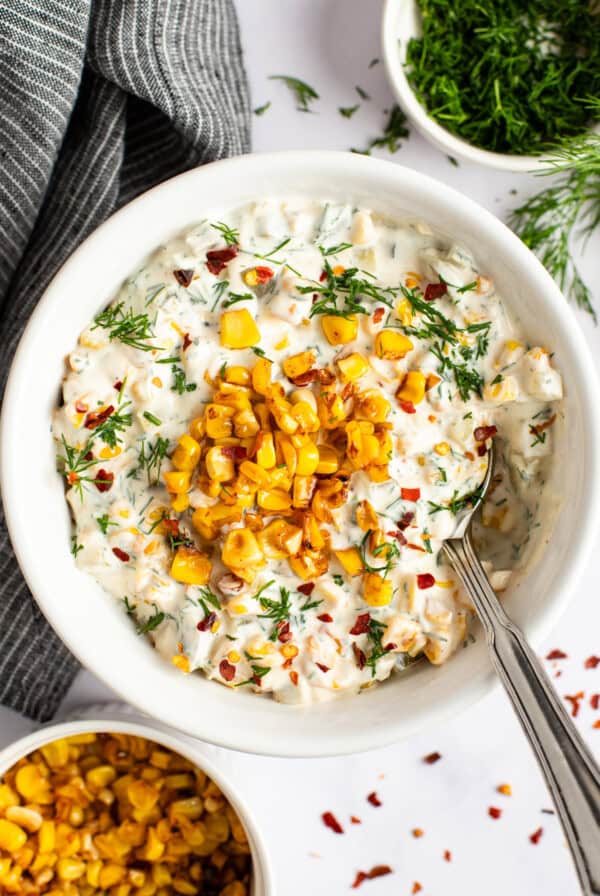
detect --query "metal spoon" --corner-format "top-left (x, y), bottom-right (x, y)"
top-left (443, 442), bottom-right (600, 895)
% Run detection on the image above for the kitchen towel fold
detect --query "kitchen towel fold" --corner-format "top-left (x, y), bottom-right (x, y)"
top-left (0, 0), bottom-right (250, 720)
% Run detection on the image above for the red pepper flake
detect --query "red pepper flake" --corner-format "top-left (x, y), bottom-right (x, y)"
top-left (94, 469), bottom-right (114, 492)
top-left (75, 401), bottom-right (88, 414)
top-left (297, 582), bottom-right (315, 596)
top-left (473, 424), bottom-right (498, 442)
top-left (497, 783), bottom-right (512, 796)
top-left (173, 268), bottom-right (195, 287)
top-left (423, 751), bottom-right (442, 764)
top-left (182, 332), bottom-right (192, 351)
top-left (593, 720), bottom-right (600, 729)
top-left (84, 404), bottom-right (114, 430)
top-left (316, 662), bottom-right (330, 673)
top-left (546, 648), bottom-right (568, 660)
top-left (412, 828), bottom-right (424, 838)
top-left (417, 573), bottom-right (435, 590)
top-left (397, 511), bottom-right (414, 530)
top-left (350, 613), bottom-right (371, 636)
top-left (372, 307), bottom-right (385, 324)
top-left (112, 547), bottom-right (130, 563)
top-left (399, 399), bottom-right (416, 414)
top-left (289, 368), bottom-right (318, 387)
top-left (220, 445), bottom-right (247, 461)
top-left (353, 643), bottom-right (367, 670)
top-left (83, 451), bottom-right (94, 462)
top-left (407, 543), bottom-right (427, 553)
top-left (219, 659), bottom-right (236, 682)
top-left (113, 380), bottom-right (123, 392)
top-left (387, 529), bottom-right (407, 545)
top-left (477, 443), bottom-right (487, 457)
top-left (401, 487), bottom-right (420, 502)
top-left (319, 269), bottom-right (328, 282)
top-left (289, 670), bottom-right (299, 686)
top-left (591, 694), bottom-right (600, 710)
top-left (322, 811), bottom-right (344, 834)
top-left (424, 281), bottom-right (447, 302)
top-left (254, 265), bottom-right (274, 283)
top-left (317, 613), bottom-right (333, 623)
top-left (529, 827), bottom-right (543, 845)
top-left (488, 806), bottom-right (502, 819)
top-left (367, 791), bottom-right (382, 807)
top-left (276, 621), bottom-right (293, 643)
top-left (197, 612), bottom-right (217, 632)
top-left (564, 691), bottom-right (584, 717)
top-left (444, 849), bottom-right (452, 862)
top-left (206, 245), bottom-right (239, 275)
top-left (350, 815), bottom-right (362, 824)
top-left (412, 884), bottom-right (423, 895)
top-left (585, 655), bottom-right (600, 669)
top-left (351, 866), bottom-right (392, 889)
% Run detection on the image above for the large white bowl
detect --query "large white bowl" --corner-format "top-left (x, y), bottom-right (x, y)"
top-left (0, 708), bottom-right (274, 895)
top-left (1, 151), bottom-right (599, 756)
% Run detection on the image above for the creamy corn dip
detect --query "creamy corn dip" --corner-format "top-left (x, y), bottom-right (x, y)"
top-left (53, 199), bottom-right (563, 704)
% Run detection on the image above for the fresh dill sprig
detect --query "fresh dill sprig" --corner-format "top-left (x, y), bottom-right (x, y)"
top-left (136, 605), bottom-right (165, 635)
top-left (339, 105), bottom-right (359, 119)
top-left (428, 483), bottom-right (485, 516)
top-left (258, 586), bottom-right (292, 640)
top-left (198, 586), bottom-right (221, 617)
top-left (92, 402), bottom-right (132, 448)
top-left (352, 105), bottom-right (410, 155)
top-left (301, 260), bottom-right (398, 318)
top-left (253, 101), bottom-right (271, 116)
top-left (405, 0), bottom-right (600, 156)
top-left (129, 436), bottom-right (170, 485)
top-left (70, 536), bottom-right (83, 558)
top-left (171, 365), bottom-right (197, 395)
top-left (365, 618), bottom-right (389, 676)
top-left (359, 530), bottom-right (401, 578)
top-left (211, 221), bottom-right (239, 246)
top-left (509, 106), bottom-right (600, 320)
top-left (269, 75), bottom-right (319, 112)
top-left (222, 292), bottom-right (253, 308)
top-left (96, 514), bottom-right (117, 535)
top-left (92, 302), bottom-right (161, 351)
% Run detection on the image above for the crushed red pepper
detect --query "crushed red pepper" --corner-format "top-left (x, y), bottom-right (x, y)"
top-left (546, 648), bottom-right (568, 660)
top-left (412, 828), bottom-right (424, 838)
top-left (564, 691), bottom-right (584, 717)
top-left (529, 827), bottom-right (543, 845)
top-left (350, 613), bottom-right (371, 636)
top-left (593, 720), bottom-right (600, 729)
top-left (219, 659), bottom-right (235, 682)
top-left (416, 573), bottom-right (435, 590)
top-left (423, 751), bottom-right (442, 764)
top-left (584, 655), bottom-right (600, 669)
top-left (111, 547), bottom-right (130, 563)
top-left (488, 807), bottom-right (502, 819)
top-left (94, 469), bottom-right (114, 492)
top-left (367, 791), bottom-right (382, 807)
top-left (182, 332), bottom-right (192, 351)
top-left (173, 268), bottom-right (194, 287)
top-left (350, 815), bottom-right (362, 824)
top-left (591, 694), bottom-right (600, 710)
top-left (412, 883), bottom-right (423, 894)
top-left (443, 849), bottom-right (452, 862)
top-left (322, 811), bottom-right (344, 834)
top-left (401, 487), bottom-right (421, 502)
top-left (206, 246), bottom-right (239, 275)
top-left (424, 281), bottom-right (447, 301)
top-left (351, 866), bottom-right (392, 889)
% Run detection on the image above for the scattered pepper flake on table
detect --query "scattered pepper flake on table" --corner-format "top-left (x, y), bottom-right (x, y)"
top-left (367, 791), bottom-right (382, 807)
top-left (546, 648), bottom-right (568, 660)
top-left (530, 827), bottom-right (544, 845)
top-left (423, 751), bottom-right (442, 764)
top-left (412, 883), bottom-right (423, 894)
top-left (497, 783), bottom-right (512, 796)
top-left (322, 811), bottom-right (344, 834)
top-left (585, 655), bottom-right (600, 669)
top-left (412, 827), bottom-right (424, 838)
top-left (351, 865), bottom-right (393, 889)
top-left (590, 694), bottom-right (600, 710)
top-left (488, 806), bottom-right (502, 819)
top-left (351, 815), bottom-right (362, 824)
top-left (593, 720), bottom-right (600, 729)
top-left (443, 849), bottom-right (452, 862)
top-left (564, 691), bottom-right (584, 717)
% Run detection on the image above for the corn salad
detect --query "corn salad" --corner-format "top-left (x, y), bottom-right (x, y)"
top-left (52, 199), bottom-right (563, 703)
top-left (0, 732), bottom-right (251, 895)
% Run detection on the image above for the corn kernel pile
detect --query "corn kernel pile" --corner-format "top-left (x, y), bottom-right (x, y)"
top-left (0, 733), bottom-right (251, 895)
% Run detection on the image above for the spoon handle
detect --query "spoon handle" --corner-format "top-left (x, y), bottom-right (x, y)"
top-left (444, 532), bottom-right (600, 896)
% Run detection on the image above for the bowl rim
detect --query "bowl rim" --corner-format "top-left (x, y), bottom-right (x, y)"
top-left (0, 713), bottom-right (275, 895)
top-left (381, 0), bottom-right (559, 172)
top-left (2, 149), bottom-right (600, 756)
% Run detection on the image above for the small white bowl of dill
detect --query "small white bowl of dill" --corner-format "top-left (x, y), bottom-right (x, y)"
top-left (382, 0), bottom-right (600, 172)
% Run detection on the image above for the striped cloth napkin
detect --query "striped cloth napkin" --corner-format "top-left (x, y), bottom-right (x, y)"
top-left (0, 0), bottom-right (250, 721)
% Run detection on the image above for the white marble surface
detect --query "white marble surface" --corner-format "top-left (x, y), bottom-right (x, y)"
top-left (1, 2), bottom-right (599, 893)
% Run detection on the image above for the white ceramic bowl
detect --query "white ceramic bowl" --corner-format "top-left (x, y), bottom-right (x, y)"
top-left (381, 0), bottom-right (590, 172)
top-left (0, 708), bottom-right (274, 895)
top-left (2, 151), bottom-right (599, 756)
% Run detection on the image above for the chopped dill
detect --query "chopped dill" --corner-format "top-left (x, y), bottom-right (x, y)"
top-left (269, 75), bottom-right (319, 112)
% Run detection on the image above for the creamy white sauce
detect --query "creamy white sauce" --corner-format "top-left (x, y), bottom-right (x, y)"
top-left (53, 199), bottom-right (563, 705)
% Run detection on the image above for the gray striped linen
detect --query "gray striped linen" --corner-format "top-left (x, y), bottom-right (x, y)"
top-left (0, 0), bottom-right (250, 720)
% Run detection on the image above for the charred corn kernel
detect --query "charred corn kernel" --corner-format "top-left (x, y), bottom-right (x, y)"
top-left (170, 546), bottom-right (211, 586)
top-left (375, 330), bottom-right (413, 360)
top-left (290, 401), bottom-right (319, 433)
top-left (292, 475), bottom-right (315, 509)
top-left (0, 784), bottom-right (19, 810)
top-left (293, 436), bottom-right (319, 476)
top-left (99, 863), bottom-right (126, 888)
top-left (317, 393), bottom-right (346, 430)
top-left (173, 655), bottom-right (190, 675)
top-left (356, 499), bottom-right (379, 531)
top-left (38, 820), bottom-right (55, 853)
top-left (205, 447), bottom-right (235, 482)
top-left (138, 827), bottom-right (165, 862)
top-left (15, 764), bottom-right (51, 803)
top-left (337, 352), bottom-right (369, 382)
top-left (396, 298), bottom-right (413, 326)
top-left (233, 407), bottom-right (259, 438)
top-left (364, 573), bottom-right (393, 607)
top-left (257, 489), bottom-right (292, 512)
top-left (282, 350), bottom-right (315, 379)
top-left (222, 528), bottom-right (263, 568)
top-left (224, 366), bottom-right (250, 386)
top-left (334, 548), bottom-right (364, 576)
top-left (227, 650), bottom-right (241, 664)
top-left (221, 883), bottom-right (246, 896)
top-left (397, 370), bottom-right (426, 404)
top-left (354, 389), bottom-right (391, 423)
top-left (204, 404), bottom-right (235, 439)
top-left (163, 470), bottom-right (192, 494)
top-left (5, 806), bottom-right (42, 832)
top-left (99, 444), bottom-right (122, 459)
top-left (171, 434), bottom-right (201, 472)
top-left (434, 442), bottom-right (450, 456)
top-left (321, 314), bottom-right (358, 346)
top-left (173, 878), bottom-right (198, 895)
top-left (238, 460), bottom-right (270, 487)
top-left (57, 857), bottom-right (86, 881)
top-left (274, 335), bottom-right (289, 350)
top-left (255, 432), bottom-right (276, 469)
top-left (425, 372), bottom-right (442, 391)
top-left (251, 358), bottom-right (272, 395)
top-left (171, 492), bottom-right (190, 513)
top-left (86, 765), bottom-right (117, 789)
top-left (315, 445), bottom-right (338, 475)
top-left (281, 644), bottom-right (299, 659)
top-left (0, 819), bottom-right (27, 852)
top-left (220, 309), bottom-right (260, 349)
